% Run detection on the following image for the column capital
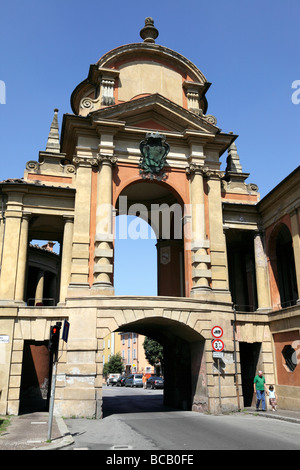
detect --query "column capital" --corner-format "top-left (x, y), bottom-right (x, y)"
top-left (97, 154), bottom-right (118, 167)
top-left (289, 206), bottom-right (300, 218)
top-left (186, 164), bottom-right (224, 179)
top-left (73, 156), bottom-right (99, 168)
top-left (62, 215), bottom-right (74, 223)
top-left (186, 163), bottom-right (207, 177)
top-left (253, 228), bottom-right (264, 237)
top-left (205, 169), bottom-right (225, 180)
top-left (22, 212), bottom-right (32, 220)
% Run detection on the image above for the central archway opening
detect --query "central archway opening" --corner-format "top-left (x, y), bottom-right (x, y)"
top-left (101, 317), bottom-right (207, 418)
top-left (114, 180), bottom-right (185, 297)
top-left (114, 215), bottom-right (157, 296)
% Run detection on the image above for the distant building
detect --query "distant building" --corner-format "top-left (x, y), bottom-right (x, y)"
top-left (119, 333), bottom-right (154, 376)
top-left (102, 332), bottom-right (154, 380)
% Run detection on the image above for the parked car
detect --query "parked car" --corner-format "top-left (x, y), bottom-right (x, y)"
top-left (116, 375), bottom-right (127, 386)
top-left (146, 376), bottom-right (164, 389)
top-left (107, 373), bottom-right (121, 386)
top-left (125, 374), bottom-right (143, 387)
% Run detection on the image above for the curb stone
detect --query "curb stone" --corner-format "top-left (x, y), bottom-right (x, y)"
top-left (33, 417), bottom-right (74, 450)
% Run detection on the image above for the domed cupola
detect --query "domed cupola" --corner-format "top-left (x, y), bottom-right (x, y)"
top-left (70, 18), bottom-right (211, 118)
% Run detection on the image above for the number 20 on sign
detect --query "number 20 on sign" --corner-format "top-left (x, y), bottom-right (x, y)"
top-left (212, 339), bottom-right (224, 352)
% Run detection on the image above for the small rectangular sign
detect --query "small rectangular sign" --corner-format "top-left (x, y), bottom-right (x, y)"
top-left (0, 335), bottom-right (9, 343)
top-left (212, 351), bottom-right (224, 359)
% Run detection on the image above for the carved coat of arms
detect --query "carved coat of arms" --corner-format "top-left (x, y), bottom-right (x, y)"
top-left (139, 132), bottom-right (170, 181)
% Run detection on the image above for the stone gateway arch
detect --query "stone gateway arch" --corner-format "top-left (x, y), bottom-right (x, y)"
top-left (0, 19), bottom-right (300, 418)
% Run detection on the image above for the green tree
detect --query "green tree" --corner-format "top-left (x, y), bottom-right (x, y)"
top-left (143, 337), bottom-right (164, 375)
top-left (103, 352), bottom-right (124, 379)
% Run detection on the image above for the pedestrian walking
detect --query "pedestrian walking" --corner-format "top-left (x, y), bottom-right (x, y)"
top-left (253, 370), bottom-right (267, 411)
top-left (268, 385), bottom-right (278, 411)
top-left (142, 373), bottom-right (147, 389)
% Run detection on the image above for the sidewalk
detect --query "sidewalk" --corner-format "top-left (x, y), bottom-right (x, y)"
top-left (0, 412), bottom-right (74, 450)
top-left (0, 407), bottom-right (300, 450)
top-left (242, 407), bottom-right (300, 425)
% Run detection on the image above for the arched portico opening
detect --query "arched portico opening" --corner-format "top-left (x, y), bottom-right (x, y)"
top-left (114, 180), bottom-right (186, 297)
top-left (268, 223), bottom-right (298, 308)
top-left (101, 316), bottom-right (207, 415)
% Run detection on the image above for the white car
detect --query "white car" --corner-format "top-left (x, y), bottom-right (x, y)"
top-left (107, 373), bottom-right (121, 386)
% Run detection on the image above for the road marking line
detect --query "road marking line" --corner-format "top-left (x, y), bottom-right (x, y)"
top-left (110, 444), bottom-right (133, 450)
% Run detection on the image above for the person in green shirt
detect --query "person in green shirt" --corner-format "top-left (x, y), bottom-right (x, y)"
top-left (253, 370), bottom-right (268, 411)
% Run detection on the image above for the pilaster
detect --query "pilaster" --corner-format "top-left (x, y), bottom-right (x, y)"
top-left (92, 154), bottom-right (117, 294)
top-left (186, 163), bottom-right (211, 295)
top-left (206, 169), bottom-right (230, 297)
top-left (0, 193), bottom-right (23, 303)
top-left (68, 157), bottom-right (94, 292)
top-left (254, 231), bottom-right (272, 311)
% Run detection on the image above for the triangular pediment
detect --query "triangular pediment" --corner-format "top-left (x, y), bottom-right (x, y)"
top-left (90, 93), bottom-right (219, 135)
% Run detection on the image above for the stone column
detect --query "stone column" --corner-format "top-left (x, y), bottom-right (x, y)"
top-left (0, 193), bottom-right (23, 303)
top-left (92, 154), bottom-right (116, 292)
top-left (290, 207), bottom-right (300, 302)
top-left (15, 213), bottom-right (31, 303)
top-left (186, 164), bottom-right (211, 295)
top-left (206, 170), bottom-right (231, 300)
top-left (254, 231), bottom-right (271, 311)
top-left (35, 269), bottom-right (44, 305)
top-left (59, 216), bottom-right (74, 303)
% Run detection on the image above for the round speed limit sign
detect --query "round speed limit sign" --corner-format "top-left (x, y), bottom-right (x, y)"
top-left (212, 339), bottom-right (224, 352)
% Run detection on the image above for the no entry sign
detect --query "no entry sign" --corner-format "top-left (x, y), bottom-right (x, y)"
top-left (212, 339), bottom-right (224, 352)
top-left (211, 326), bottom-right (223, 338)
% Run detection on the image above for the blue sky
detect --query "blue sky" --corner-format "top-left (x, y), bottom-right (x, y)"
top-left (0, 1), bottom-right (299, 295)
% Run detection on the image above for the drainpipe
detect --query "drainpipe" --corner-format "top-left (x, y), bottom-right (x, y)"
top-left (0, 194), bottom-right (6, 272)
top-left (233, 305), bottom-right (241, 410)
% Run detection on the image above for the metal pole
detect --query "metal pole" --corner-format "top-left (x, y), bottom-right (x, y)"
top-left (233, 306), bottom-right (241, 410)
top-left (47, 358), bottom-right (57, 441)
top-left (218, 358), bottom-right (222, 413)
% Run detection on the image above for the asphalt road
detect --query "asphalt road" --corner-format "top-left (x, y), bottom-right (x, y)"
top-left (63, 386), bottom-right (300, 451)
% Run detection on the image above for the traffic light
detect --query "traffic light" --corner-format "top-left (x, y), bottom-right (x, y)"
top-left (49, 322), bottom-right (61, 362)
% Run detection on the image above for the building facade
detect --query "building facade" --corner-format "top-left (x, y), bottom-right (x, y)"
top-left (103, 332), bottom-right (154, 377)
top-left (0, 19), bottom-right (299, 417)
top-left (119, 333), bottom-right (154, 376)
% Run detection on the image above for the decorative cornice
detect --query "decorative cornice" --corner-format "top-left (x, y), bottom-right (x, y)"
top-left (26, 159), bottom-right (76, 175)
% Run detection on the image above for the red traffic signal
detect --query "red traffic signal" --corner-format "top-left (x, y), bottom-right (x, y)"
top-left (48, 322), bottom-right (61, 360)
